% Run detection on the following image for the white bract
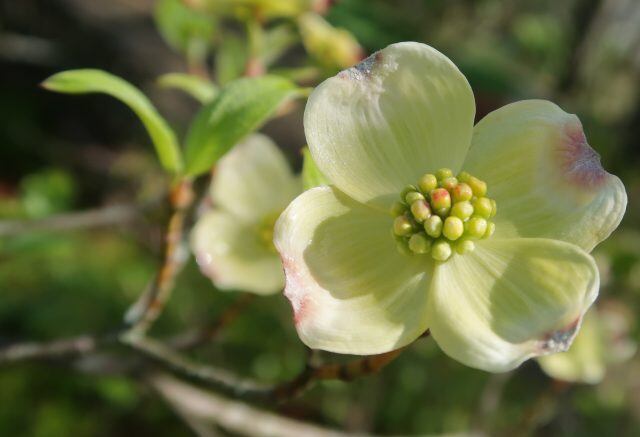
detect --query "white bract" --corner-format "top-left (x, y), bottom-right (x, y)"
top-left (191, 134), bottom-right (300, 295)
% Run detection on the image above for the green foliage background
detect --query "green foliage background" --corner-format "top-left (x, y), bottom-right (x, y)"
top-left (1, 0), bottom-right (639, 435)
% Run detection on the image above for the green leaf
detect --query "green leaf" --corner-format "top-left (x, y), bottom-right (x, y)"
top-left (154, 0), bottom-right (216, 55)
top-left (301, 147), bottom-right (329, 189)
top-left (42, 69), bottom-right (183, 173)
top-left (157, 73), bottom-right (218, 103)
top-left (184, 75), bottom-right (300, 176)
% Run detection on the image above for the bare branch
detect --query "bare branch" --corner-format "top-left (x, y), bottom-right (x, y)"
top-left (0, 204), bottom-right (141, 237)
top-left (149, 372), bottom-right (360, 437)
top-left (0, 335), bottom-right (103, 364)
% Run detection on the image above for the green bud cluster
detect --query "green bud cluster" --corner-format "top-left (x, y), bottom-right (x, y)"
top-left (390, 168), bottom-right (496, 262)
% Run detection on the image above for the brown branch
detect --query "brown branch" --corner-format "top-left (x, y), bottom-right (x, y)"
top-left (170, 293), bottom-right (256, 350)
top-left (0, 334), bottom-right (109, 365)
top-left (149, 372), bottom-right (359, 437)
top-left (126, 179), bottom-right (194, 334)
top-left (0, 204), bottom-right (141, 237)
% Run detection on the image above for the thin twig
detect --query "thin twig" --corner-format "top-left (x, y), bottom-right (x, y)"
top-left (0, 204), bottom-right (141, 237)
top-left (0, 334), bottom-right (112, 365)
top-left (170, 293), bottom-right (256, 350)
top-left (126, 179), bottom-right (194, 334)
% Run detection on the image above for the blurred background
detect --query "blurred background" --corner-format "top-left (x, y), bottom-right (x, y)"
top-left (1, 0), bottom-right (640, 435)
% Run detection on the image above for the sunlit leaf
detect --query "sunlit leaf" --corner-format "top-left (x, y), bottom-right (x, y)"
top-left (184, 75), bottom-right (300, 176)
top-left (42, 69), bottom-right (183, 173)
top-left (157, 73), bottom-right (218, 103)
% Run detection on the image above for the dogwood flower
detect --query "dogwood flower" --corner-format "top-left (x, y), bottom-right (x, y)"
top-left (191, 134), bottom-right (300, 294)
top-left (274, 42), bottom-right (627, 372)
top-left (538, 301), bottom-right (636, 384)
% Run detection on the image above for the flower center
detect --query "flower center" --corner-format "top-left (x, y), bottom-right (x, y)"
top-left (257, 211), bottom-right (281, 253)
top-left (390, 168), bottom-right (496, 262)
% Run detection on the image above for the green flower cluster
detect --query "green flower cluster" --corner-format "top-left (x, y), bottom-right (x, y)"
top-left (391, 168), bottom-right (496, 261)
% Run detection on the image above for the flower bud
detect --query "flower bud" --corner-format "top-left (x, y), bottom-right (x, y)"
top-left (443, 216), bottom-right (464, 241)
top-left (452, 183), bottom-right (473, 202)
top-left (455, 239), bottom-right (475, 255)
top-left (405, 191), bottom-right (425, 204)
top-left (393, 215), bottom-right (414, 237)
top-left (400, 185), bottom-right (418, 201)
top-left (468, 176), bottom-right (487, 197)
top-left (424, 215), bottom-right (443, 238)
top-left (490, 199), bottom-right (497, 218)
top-left (472, 197), bottom-right (493, 218)
top-left (430, 188), bottom-right (451, 216)
top-left (436, 168), bottom-right (453, 181)
top-left (432, 240), bottom-right (452, 261)
top-left (418, 173), bottom-right (438, 193)
top-left (410, 199), bottom-right (431, 222)
top-left (457, 171), bottom-right (471, 183)
top-left (408, 232), bottom-right (431, 254)
top-left (451, 200), bottom-right (473, 221)
top-left (466, 217), bottom-right (488, 238)
top-left (440, 177), bottom-right (458, 191)
top-left (483, 221), bottom-right (495, 239)
top-left (396, 238), bottom-right (412, 256)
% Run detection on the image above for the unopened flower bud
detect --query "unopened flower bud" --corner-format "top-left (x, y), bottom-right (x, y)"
top-left (410, 199), bottom-right (431, 222)
top-left (455, 239), bottom-right (475, 254)
top-left (451, 200), bottom-right (474, 220)
top-left (466, 217), bottom-right (488, 238)
top-left (452, 183), bottom-right (473, 202)
top-left (443, 216), bottom-right (464, 240)
top-left (457, 171), bottom-right (471, 183)
top-left (473, 197), bottom-right (493, 218)
top-left (424, 215), bottom-right (443, 238)
top-left (396, 238), bottom-right (412, 256)
top-left (430, 188), bottom-right (451, 216)
top-left (400, 185), bottom-right (418, 201)
top-left (405, 191), bottom-right (425, 204)
top-left (483, 221), bottom-right (495, 239)
top-left (440, 177), bottom-right (458, 191)
top-left (418, 173), bottom-right (438, 193)
top-left (490, 199), bottom-right (497, 218)
top-left (409, 232), bottom-right (431, 254)
top-left (436, 168), bottom-right (453, 181)
top-left (393, 215), bottom-right (414, 237)
top-left (468, 176), bottom-right (487, 197)
top-left (432, 240), bottom-right (452, 261)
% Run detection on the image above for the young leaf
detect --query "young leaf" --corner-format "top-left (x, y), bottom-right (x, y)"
top-left (184, 75), bottom-right (300, 176)
top-left (42, 69), bottom-right (183, 173)
top-left (157, 73), bottom-right (218, 104)
top-left (302, 147), bottom-right (329, 189)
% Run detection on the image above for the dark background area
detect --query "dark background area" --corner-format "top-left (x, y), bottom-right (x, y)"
top-left (1, 0), bottom-right (640, 435)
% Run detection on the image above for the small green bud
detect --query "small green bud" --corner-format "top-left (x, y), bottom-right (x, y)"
top-left (443, 216), bottom-right (464, 241)
top-left (483, 221), bottom-right (495, 239)
top-left (418, 173), bottom-right (438, 193)
top-left (400, 185), bottom-right (418, 201)
top-left (440, 176), bottom-right (458, 191)
top-left (409, 232), bottom-right (431, 254)
top-left (432, 240), bottom-right (452, 261)
top-left (396, 238), bottom-right (412, 256)
top-left (436, 168), bottom-right (453, 181)
top-left (472, 197), bottom-right (493, 218)
top-left (452, 183), bottom-right (473, 202)
top-left (424, 215), bottom-right (443, 238)
top-left (393, 215), bottom-right (414, 237)
top-left (429, 188), bottom-right (451, 216)
top-left (468, 176), bottom-right (487, 197)
top-left (490, 199), bottom-right (497, 218)
top-left (390, 201), bottom-right (407, 217)
top-left (410, 199), bottom-right (431, 222)
top-left (457, 171), bottom-right (471, 183)
top-left (455, 239), bottom-right (475, 255)
top-left (405, 191), bottom-right (425, 204)
top-left (466, 217), bottom-right (488, 238)
top-left (450, 200), bottom-right (474, 221)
